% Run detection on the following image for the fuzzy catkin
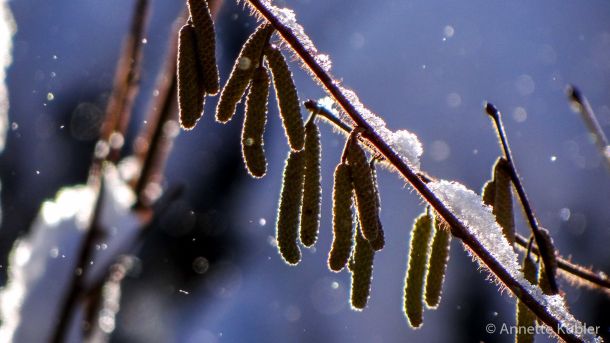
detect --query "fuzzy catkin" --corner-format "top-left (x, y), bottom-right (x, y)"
top-left (216, 24), bottom-right (272, 123)
top-left (276, 150), bottom-right (306, 265)
top-left (368, 161), bottom-right (385, 251)
top-left (177, 24), bottom-right (205, 130)
top-left (424, 216), bottom-right (452, 309)
top-left (300, 121), bottom-right (322, 247)
top-left (265, 45), bottom-right (305, 151)
top-left (241, 67), bottom-right (270, 178)
top-left (350, 226), bottom-right (375, 310)
top-left (186, 0), bottom-right (219, 94)
top-left (516, 253), bottom-right (538, 343)
top-left (493, 158), bottom-right (515, 245)
top-left (404, 211), bottom-right (433, 328)
top-left (328, 162), bottom-right (355, 272)
top-left (537, 228), bottom-right (558, 295)
top-left (347, 141), bottom-right (380, 242)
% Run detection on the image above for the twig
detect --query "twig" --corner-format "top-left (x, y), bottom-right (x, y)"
top-left (565, 85), bottom-right (610, 171)
top-left (51, 179), bottom-right (106, 343)
top-left (309, 98), bottom-right (610, 295)
top-left (246, 2), bottom-right (582, 339)
top-left (515, 234), bottom-right (610, 292)
top-left (97, 0), bottom-right (150, 165)
top-left (484, 102), bottom-right (559, 295)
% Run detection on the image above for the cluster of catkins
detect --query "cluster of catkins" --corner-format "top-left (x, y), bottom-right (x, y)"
top-left (176, 0), bottom-right (457, 318)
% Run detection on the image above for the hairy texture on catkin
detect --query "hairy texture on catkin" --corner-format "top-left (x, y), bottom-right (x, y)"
top-left (424, 216), bottom-right (452, 309)
top-left (347, 141), bottom-right (379, 242)
top-left (265, 45), bottom-right (305, 151)
top-left (328, 163), bottom-right (354, 272)
top-left (178, 24), bottom-right (205, 130)
top-left (482, 180), bottom-right (495, 207)
top-left (404, 211), bottom-right (433, 328)
top-left (276, 150), bottom-right (305, 265)
top-left (241, 67), bottom-right (270, 178)
top-left (368, 161), bottom-right (385, 251)
top-left (493, 158), bottom-right (515, 245)
top-left (216, 24), bottom-right (272, 123)
top-left (516, 253), bottom-right (538, 343)
top-left (350, 226), bottom-right (375, 310)
top-left (300, 121), bottom-right (322, 246)
top-left (537, 228), bottom-right (558, 295)
top-left (187, 0), bottom-right (219, 94)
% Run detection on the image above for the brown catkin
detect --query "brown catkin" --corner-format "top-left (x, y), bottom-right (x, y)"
top-left (265, 45), bottom-right (305, 151)
top-left (347, 141), bottom-right (379, 242)
top-left (493, 158), bottom-right (515, 245)
top-left (424, 216), bottom-right (452, 308)
top-left (300, 121), bottom-right (322, 247)
top-left (404, 211), bottom-right (433, 328)
top-left (328, 162), bottom-right (355, 272)
top-left (241, 67), bottom-right (270, 178)
top-left (177, 24), bottom-right (205, 130)
top-left (216, 24), bottom-right (272, 123)
top-left (368, 161), bottom-right (385, 251)
top-left (350, 226), bottom-right (375, 310)
top-left (482, 180), bottom-right (495, 207)
top-left (516, 253), bottom-right (538, 343)
top-left (537, 228), bottom-right (558, 295)
top-left (186, 0), bottom-right (219, 94)
top-left (276, 150), bottom-right (305, 265)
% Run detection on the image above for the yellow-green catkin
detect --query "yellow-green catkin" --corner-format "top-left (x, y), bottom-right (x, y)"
top-left (350, 226), bottom-right (375, 310)
top-left (328, 162), bottom-right (354, 272)
top-left (493, 158), bottom-right (515, 245)
top-left (516, 252), bottom-right (538, 343)
top-left (300, 120), bottom-right (322, 247)
top-left (368, 161), bottom-right (385, 251)
top-left (537, 228), bottom-right (558, 295)
top-left (241, 66), bottom-right (270, 178)
top-left (177, 23), bottom-right (205, 130)
top-left (424, 216), bottom-right (452, 309)
top-left (216, 24), bottom-right (272, 123)
top-left (404, 211), bottom-right (433, 328)
top-left (347, 141), bottom-right (379, 242)
top-left (186, 0), bottom-right (219, 94)
top-left (276, 150), bottom-right (306, 265)
top-left (265, 45), bottom-right (305, 151)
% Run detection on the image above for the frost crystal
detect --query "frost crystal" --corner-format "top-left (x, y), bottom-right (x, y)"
top-left (0, 0), bottom-right (14, 152)
top-left (428, 180), bottom-right (601, 343)
top-left (0, 165), bottom-right (142, 342)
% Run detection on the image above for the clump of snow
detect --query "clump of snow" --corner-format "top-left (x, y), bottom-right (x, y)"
top-left (257, 2), bottom-right (332, 72)
top-left (428, 180), bottom-right (601, 343)
top-left (0, 0), bottom-right (14, 152)
top-left (0, 165), bottom-right (142, 342)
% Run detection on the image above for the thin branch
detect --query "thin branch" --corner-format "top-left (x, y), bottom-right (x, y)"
top-left (565, 85), bottom-right (610, 171)
top-left (309, 98), bottom-right (610, 295)
top-left (246, 2), bottom-right (583, 339)
top-left (515, 234), bottom-right (610, 293)
top-left (484, 103), bottom-right (559, 295)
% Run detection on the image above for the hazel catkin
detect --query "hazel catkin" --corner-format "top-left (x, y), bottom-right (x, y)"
top-left (347, 141), bottom-right (380, 242)
top-left (516, 252), bottom-right (538, 343)
top-left (300, 120), bottom-right (322, 247)
top-left (404, 211), bottom-right (433, 328)
top-left (177, 23), bottom-right (205, 130)
top-left (276, 150), bottom-right (306, 265)
top-left (492, 158), bottom-right (515, 245)
top-left (328, 162), bottom-right (354, 272)
top-left (265, 45), bottom-right (305, 151)
top-left (186, 0), bottom-right (219, 94)
top-left (424, 216), bottom-right (452, 309)
top-left (349, 226), bottom-right (375, 310)
top-left (216, 24), bottom-right (272, 123)
top-left (241, 66), bottom-right (270, 178)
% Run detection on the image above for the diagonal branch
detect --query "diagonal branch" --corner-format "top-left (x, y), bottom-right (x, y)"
top-left (245, 1), bottom-right (589, 341)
